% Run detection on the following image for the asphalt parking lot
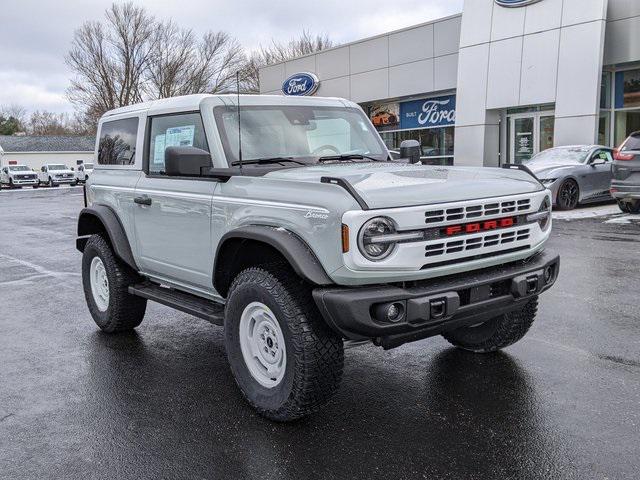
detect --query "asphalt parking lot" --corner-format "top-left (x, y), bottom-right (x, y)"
top-left (1, 187), bottom-right (639, 480)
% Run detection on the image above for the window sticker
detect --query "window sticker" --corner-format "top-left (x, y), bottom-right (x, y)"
top-left (152, 125), bottom-right (196, 165)
top-left (153, 134), bottom-right (166, 165)
top-left (166, 125), bottom-right (195, 148)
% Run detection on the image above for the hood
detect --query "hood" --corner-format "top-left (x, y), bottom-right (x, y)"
top-left (526, 162), bottom-right (577, 178)
top-left (50, 169), bottom-right (74, 175)
top-left (266, 162), bottom-right (543, 209)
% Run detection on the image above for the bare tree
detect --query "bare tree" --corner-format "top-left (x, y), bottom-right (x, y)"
top-left (242, 31), bottom-right (335, 93)
top-left (66, 2), bottom-right (156, 124)
top-left (27, 111), bottom-right (94, 136)
top-left (67, 2), bottom-right (248, 124)
top-left (145, 21), bottom-right (246, 98)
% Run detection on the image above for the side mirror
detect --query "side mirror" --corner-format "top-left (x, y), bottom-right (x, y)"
top-left (399, 140), bottom-right (421, 164)
top-left (165, 146), bottom-right (212, 176)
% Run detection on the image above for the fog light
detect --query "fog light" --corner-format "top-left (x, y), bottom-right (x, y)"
top-left (544, 265), bottom-right (554, 284)
top-left (373, 301), bottom-right (406, 323)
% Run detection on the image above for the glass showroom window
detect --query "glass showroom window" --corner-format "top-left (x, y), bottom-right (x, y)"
top-left (379, 127), bottom-right (455, 165)
top-left (613, 68), bottom-right (640, 146)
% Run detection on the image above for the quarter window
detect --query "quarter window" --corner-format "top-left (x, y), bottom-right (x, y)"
top-left (147, 113), bottom-right (209, 175)
top-left (98, 117), bottom-right (139, 165)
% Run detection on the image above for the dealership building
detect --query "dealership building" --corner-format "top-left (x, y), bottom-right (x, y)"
top-left (259, 0), bottom-right (640, 166)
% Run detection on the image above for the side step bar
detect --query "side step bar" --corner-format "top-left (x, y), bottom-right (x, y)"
top-left (129, 283), bottom-right (225, 326)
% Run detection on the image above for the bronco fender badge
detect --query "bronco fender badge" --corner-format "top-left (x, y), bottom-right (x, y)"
top-left (304, 210), bottom-right (329, 220)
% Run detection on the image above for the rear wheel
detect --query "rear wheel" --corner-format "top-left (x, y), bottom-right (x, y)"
top-left (618, 200), bottom-right (630, 213)
top-left (627, 200), bottom-right (640, 214)
top-left (81, 235), bottom-right (146, 333)
top-left (442, 297), bottom-right (538, 353)
top-left (557, 179), bottom-right (579, 210)
top-left (224, 266), bottom-right (344, 421)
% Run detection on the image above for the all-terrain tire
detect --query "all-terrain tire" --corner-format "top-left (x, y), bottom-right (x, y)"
top-left (442, 297), bottom-right (538, 353)
top-left (224, 266), bottom-right (344, 422)
top-left (82, 234), bottom-right (146, 333)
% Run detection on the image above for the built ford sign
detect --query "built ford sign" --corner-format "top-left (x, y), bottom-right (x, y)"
top-left (495, 0), bottom-right (543, 6)
top-left (400, 95), bottom-right (456, 130)
top-left (282, 72), bottom-right (320, 96)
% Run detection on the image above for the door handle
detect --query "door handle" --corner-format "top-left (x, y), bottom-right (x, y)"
top-left (134, 196), bottom-right (152, 206)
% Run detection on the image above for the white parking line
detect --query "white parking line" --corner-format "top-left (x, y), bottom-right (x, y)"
top-left (0, 254), bottom-right (80, 284)
top-left (0, 185), bottom-right (83, 194)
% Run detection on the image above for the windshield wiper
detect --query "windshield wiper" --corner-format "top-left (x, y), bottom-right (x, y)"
top-left (318, 154), bottom-right (385, 163)
top-left (230, 157), bottom-right (306, 166)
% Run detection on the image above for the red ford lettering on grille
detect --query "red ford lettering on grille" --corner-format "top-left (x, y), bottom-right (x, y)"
top-left (444, 217), bottom-right (515, 236)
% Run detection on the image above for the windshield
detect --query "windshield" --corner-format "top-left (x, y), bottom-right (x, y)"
top-left (84, 163), bottom-right (94, 169)
top-left (48, 164), bottom-right (68, 171)
top-left (8, 166), bottom-right (30, 172)
top-left (528, 147), bottom-right (590, 164)
top-left (214, 105), bottom-right (388, 164)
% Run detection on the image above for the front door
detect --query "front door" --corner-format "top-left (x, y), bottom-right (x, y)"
top-left (133, 112), bottom-right (216, 292)
top-left (583, 149), bottom-right (614, 200)
top-left (510, 112), bottom-right (555, 163)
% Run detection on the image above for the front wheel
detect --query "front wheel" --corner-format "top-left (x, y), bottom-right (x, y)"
top-left (556, 179), bottom-right (579, 210)
top-left (442, 297), bottom-right (538, 353)
top-left (48, 177), bottom-right (55, 188)
top-left (224, 266), bottom-right (344, 422)
top-left (81, 235), bottom-right (146, 333)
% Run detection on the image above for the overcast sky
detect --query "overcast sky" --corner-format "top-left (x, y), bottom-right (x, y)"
top-left (0, 0), bottom-right (463, 115)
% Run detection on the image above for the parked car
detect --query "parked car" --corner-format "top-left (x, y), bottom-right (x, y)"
top-left (38, 164), bottom-right (75, 187)
top-left (524, 145), bottom-right (614, 210)
top-left (76, 94), bottom-right (559, 421)
top-left (0, 164), bottom-right (39, 189)
top-left (74, 162), bottom-right (94, 185)
top-left (611, 132), bottom-right (640, 213)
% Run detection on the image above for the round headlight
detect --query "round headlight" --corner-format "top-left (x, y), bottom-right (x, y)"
top-left (538, 196), bottom-right (552, 231)
top-left (358, 217), bottom-right (397, 261)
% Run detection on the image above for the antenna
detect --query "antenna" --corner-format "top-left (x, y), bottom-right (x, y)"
top-left (236, 71), bottom-right (243, 173)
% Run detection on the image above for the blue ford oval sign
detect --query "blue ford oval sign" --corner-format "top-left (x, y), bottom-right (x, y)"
top-left (495, 0), bottom-right (543, 6)
top-left (282, 72), bottom-right (320, 96)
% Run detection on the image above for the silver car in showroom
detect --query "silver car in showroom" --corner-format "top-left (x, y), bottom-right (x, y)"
top-left (524, 145), bottom-right (614, 210)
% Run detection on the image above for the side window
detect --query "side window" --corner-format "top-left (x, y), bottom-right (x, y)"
top-left (593, 150), bottom-right (613, 163)
top-left (147, 113), bottom-right (209, 175)
top-left (98, 117), bottom-right (139, 166)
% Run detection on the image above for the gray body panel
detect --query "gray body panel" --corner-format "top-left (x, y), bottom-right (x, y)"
top-left (526, 146), bottom-right (613, 205)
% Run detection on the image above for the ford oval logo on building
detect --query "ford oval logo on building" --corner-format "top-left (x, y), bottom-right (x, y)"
top-left (282, 72), bottom-right (320, 96)
top-left (495, 0), bottom-right (543, 7)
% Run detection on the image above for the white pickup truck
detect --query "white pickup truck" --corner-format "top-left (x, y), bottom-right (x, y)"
top-left (38, 164), bottom-right (76, 187)
top-left (74, 162), bottom-right (94, 185)
top-left (1, 165), bottom-right (39, 188)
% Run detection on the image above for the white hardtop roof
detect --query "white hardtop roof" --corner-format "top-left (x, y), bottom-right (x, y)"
top-left (102, 94), bottom-right (357, 118)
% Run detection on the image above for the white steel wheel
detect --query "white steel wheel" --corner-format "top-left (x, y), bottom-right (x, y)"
top-left (239, 301), bottom-right (287, 388)
top-left (89, 256), bottom-right (110, 312)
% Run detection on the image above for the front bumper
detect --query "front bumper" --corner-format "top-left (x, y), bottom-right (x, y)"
top-left (313, 250), bottom-right (560, 349)
top-left (610, 181), bottom-right (640, 200)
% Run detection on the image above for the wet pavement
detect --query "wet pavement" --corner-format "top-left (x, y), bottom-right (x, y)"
top-left (1, 187), bottom-right (639, 480)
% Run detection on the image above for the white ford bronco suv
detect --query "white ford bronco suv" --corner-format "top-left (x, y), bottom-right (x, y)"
top-left (76, 94), bottom-right (559, 421)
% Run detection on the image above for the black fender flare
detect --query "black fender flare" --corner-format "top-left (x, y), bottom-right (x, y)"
top-left (76, 205), bottom-right (138, 270)
top-left (214, 225), bottom-right (333, 295)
